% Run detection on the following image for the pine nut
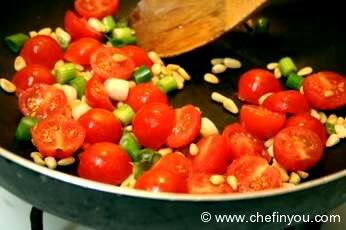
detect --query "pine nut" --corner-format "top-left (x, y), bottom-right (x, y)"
top-left (172, 72), bottom-right (184, 89)
top-left (30, 152), bottom-right (42, 159)
top-left (267, 144), bottom-right (274, 158)
top-left (38, 27), bottom-right (52, 35)
top-left (327, 114), bottom-right (337, 125)
top-left (204, 73), bottom-right (219, 84)
top-left (151, 63), bottom-right (162, 76)
top-left (337, 117), bottom-right (345, 125)
top-left (128, 81), bottom-right (136, 88)
top-left (201, 117), bottom-right (219, 136)
top-left (226, 175), bottom-right (238, 190)
top-left (14, 56), bottom-right (26, 71)
top-left (177, 67), bottom-right (191, 80)
top-left (267, 62), bottom-right (278, 70)
top-left (297, 171), bottom-right (309, 179)
top-left (274, 67), bottom-right (282, 79)
top-left (54, 60), bottom-right (64, 69)
top-left (75, 64), bottom-right (84, 71)
top-left (326, 134), bottom-right (340, 147)
top-left (211, 58), bottom-right (223, 66)
top-left (258, 92), bottom-right (273, 104)
top-left (272, 160), bottom-right (289, 182)
top-left (112, 54), bottom-right (128, 62)
top-left (189, 143), bottom-right (199, 156)
top-left (120, 174), bottom-right (136, 188)
top-left (299, 86), bottom-right (304, 94)
top-left (72, 103), bottom-right (92, 120)
top-left (57, 157), bottom-right (75, 166)
top-left (319, 112), bottom-right (327, 124)
top-left (88, 18), bottom-right (105, 32)
top-left (297, 66), bottom-right (313, 76)
top-left (148, 51), bottom-right (164, 65)
top-left (160, 66), bottom-right (172, 76)
top-left (125, 125), bottom-right (133, 131)
top-left (264, 138), bottom-right (274, 148)
top-left (45, 157), bottom-right (57, 169)
top-left (29, 31), bottom-right (38, 37)
top-left (289, 172), bottom-right (301, 185)
top-left (158, 148), bottom-right (173, 156)
top-left (50, 32), bottom-right (58, 41)
top-left (167, 64), bottom-right (180, 71)
top-left (335, 124), bottom-right (346, 138)
top-left (223, 98), bottom-right (239, 114)
top-left (211, 92), bottom-right (228, 103)
top-left (310, 109), bottom-right (320, 120)
top-left (0, 78), bottom-right (16, 93)
top-left (212, 64), bottom-right (227, 74)
top-left (223, 58), bottom-right (241, 69)
top-left (32, 155), bottom-right (46, 166)
top-left (209, 175), bottom-right (225, 185)
top-left (68, 99), bottom-right (81, 109)
top-left (151, 76), bottom-right (159, 84)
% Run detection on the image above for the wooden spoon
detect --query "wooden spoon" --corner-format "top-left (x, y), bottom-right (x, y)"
top-left (129, 0), bottom-right (268, 57)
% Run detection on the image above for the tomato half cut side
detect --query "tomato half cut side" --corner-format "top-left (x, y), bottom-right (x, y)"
top-left (85, 75), bottom-right (114, 110)
top-left (18, 84), bottom-right (67, 120)
top-left (64, 38), bottom-right (102, 66)
top-left (274, 126), bottom-right (324, 171)
top-left (303, 71), bottom-right (346, 110)
top-left (121, 45), bottom-right (153, 68)
top-left (187, 173), bottom-right (233, 194)
top-left (90, 47), bottom-right (136, 80)
top-left (75, 0), bottom-right (120, 19)
top-left (166, 105), bottom-right (201, 148)
top-left (32, 114), bottom-right (86, 158)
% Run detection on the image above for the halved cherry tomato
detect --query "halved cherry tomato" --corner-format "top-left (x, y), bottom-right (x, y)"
top-left (222, 123), bottom-right (267, 161)
top-left (135, 169), bottom-right (187, 193)
top-left (85, 75), bottom-right (114, 110)
top-left (75, 0), bottom-right (119, 19)
top-left (32, 114), bottom-right (85, 158)
top-left (12, 64), bottom-right (55, 93)
top-left (152, 153), bottom-right (192, 178)
top-left (64, 38), bottom-right (102, 66)
top-left (126, 83), bottom-right (169, 112)
top-left (78, 142), bottom-right (132, 185)
top-left (274, 126), bottom-right (324, 171)
top-left (20, 35), bottom-right (63, 69)
top-left (192, 135), bottom-right (229, 174)
top-left (78, 108), bottom-right (122, 144)
top-left (18, 84), bottom-right (67, 120)
top-left (187, 173), bottom-right (233, 194)
top-left (285, 113), bottom-right (327, 144)
top-left (133, 103), bottom-right (175, 149)
top-left (238, 69), bottom-right (282, 104)
top-left (263, 90), bottom-right (310, 114)
top-left (240, 105), bottom-right (286, 139)
top-left (303, 71), bottom-right (346, 110)
top-left (90, 47), bottom-right (136, 80)
top-left (64, 10), bottom-right (103, 41)
top-left (166, 105), bottom-right (201, 148)
top-left (227, 155), bottom-right (282, 192)
top-left (121, 45), bottom-right (153, 68)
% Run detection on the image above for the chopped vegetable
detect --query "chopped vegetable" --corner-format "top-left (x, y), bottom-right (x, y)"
top-left (325, 122), bottom-right (336, 135)
top-left (133, 66), bottom-right (152, 83)
top-left (113, 104), bottom-right (135, 126)
top-left (15, 116), bottom-right (38, 141)
top-left (254, 17), bottom-right (270, 33)
top-left (119, 131), bottom-right (140, 161)
top-left (278, 57), bottom-right (297, 77)
top-left (286, 73), bottom-right (304, 89)
top-left (54, 63), bottom-right (77, 84)
top-left (156, 76), bottom-right (178, 93)
top-left (102, 16), bottom-right (117, 33)
top-left (69, 76), bottom-right (87, 99)
top-left (134, 149), bottom-right (161, 179)
top-left (4, 33), bottom-right (29, 53)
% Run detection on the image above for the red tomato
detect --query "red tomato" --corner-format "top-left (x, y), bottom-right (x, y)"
top-left (85, 75), bottom-right (114, 110)
top-left (90, 47), bottom-right (136, 80)
top-left (227, 155), bottom-right (282, 192)
top-left (285, 113), bottom-right (328, 144)
top-left (135, 169), bottom-right (187, 193)
top-left (187, 173), bottom-right (233, 194)
top-left (192, 135), bottom-right (229, 174)
top-left (75, 0), bottom-right (119, 19)
top-left (64, 38), bottom-right (102, 66)
top-left (263, 90), bottom-right (310, 114)
top-left (303, 71), bottom-right (346, 110)
top-left (32, 114), bottom-right (85, 158)
top-left (238, 69), bottom-right (282, 104)
top-left (18, 84), bottom-right (67, 120)
top-left (121, 45), bottom-right (153, 68)
top-left (240, 105), bottom-right (286, 139)
top-left (126, 83), bottom-right (169, 112)
top-left (274, 126), bottom-right (324, 171)
top-left (166, 105), bottom-right (201, 148)
top-left (64, 10), bottom-right (103, 41)
top-left (12, 64), bottom-right (55, 93)
top-left (20, 35), bottom-right (63, 69)
top-left (152, 153), bottom-right (192, 178)
top-left (132, 103), bottom-right (175, 149)
top-left (78, 142), bottom-right (132, 185)
top-left (78, 108), bottom-right (122, 144)
top-left (222, 123), bottom-right (267, 161)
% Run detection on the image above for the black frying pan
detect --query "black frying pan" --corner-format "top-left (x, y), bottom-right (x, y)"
top-left (0, 0), bottom-right (345, 229)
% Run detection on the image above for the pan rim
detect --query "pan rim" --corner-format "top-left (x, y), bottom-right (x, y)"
top-left (1, 146), bottom-right (345, 202)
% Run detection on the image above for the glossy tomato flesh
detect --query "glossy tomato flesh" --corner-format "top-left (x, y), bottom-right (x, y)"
top-left (152, 153), bottom-right (192, 178)
top-left (85, 75), bottom-right (114, 110)
top-left (121, 45), bottom-right (153, 68)
top-left (75, 0), bottom-right (119, 19)
top-left (64, 38), bottom-right (102, 65)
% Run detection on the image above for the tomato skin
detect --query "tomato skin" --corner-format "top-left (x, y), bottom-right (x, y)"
top-left (240, 105), bottom-right (286, 139)
top-left (121, 45), bottom-right (153, 68)
top-left (64, 10), bottom-right (103, 41)
top-left (64, 38), bottom-right (102, 66)
top-left (18, 84), bottom-right (67, 120)
top-left (126, 83), bottom-right (169, 112)
top-left (78, 142), bottom-right (132, 185)
top-left (238, 69), bottom-right (282, 104)
top-left (274, 126), bottom-right (324, 171)
top-left (187, 173), bottom-right (233, 194)
top-left (263, 90), bottom-right (310, 114)
top-left (222, 123), bottom-right (267, 161)
top-left (32, 114), bottom-right (86, 158)
top-left (303, 71), bottom-right (346, 110)
top-left (285, 113), bottom-right (328, 144)
top-left (75, 0), bottom-right (119, 19)
top-left (192, 135), bottom-right (229, 174)
top-left (152, 153), bottom-right (192, 178)
top-left (20, 35), bottom-right (63, 69)
top-left (166, 105), bottom-right (201, 148)
top-left (90, 47), bottom-right (136, 80)
top-left (227, 155), bottom-right (282, 192)
top-left (85, 75), bottom-right (114, 110)
top-left (78, 108), bottom-right (122, 144)
top-left (133, 103), bottom-right (175, 149)
top-left (135, 169), bottom-right (187, 193)
top-left (12, 64), bottom-right (55, 93)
